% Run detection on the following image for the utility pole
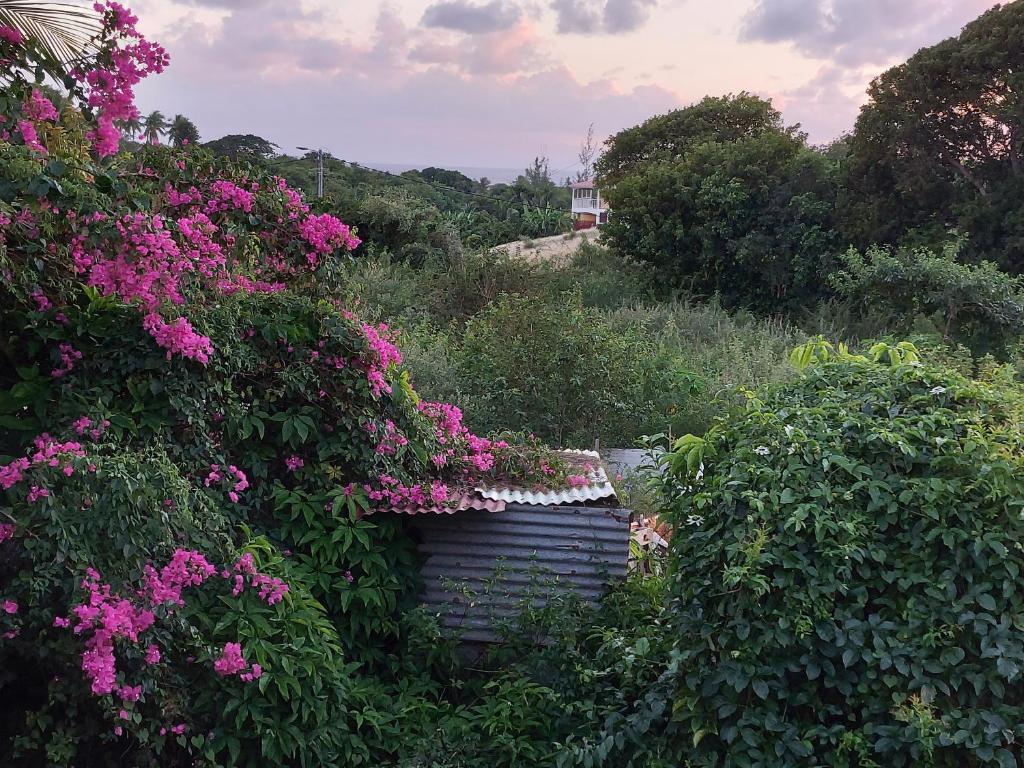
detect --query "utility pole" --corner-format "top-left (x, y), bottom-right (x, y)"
top-left (296, 146), bottom-right (324, 198)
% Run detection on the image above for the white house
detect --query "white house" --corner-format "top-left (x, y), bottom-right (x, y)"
top-left (570, 180), bottom-right (609, 229)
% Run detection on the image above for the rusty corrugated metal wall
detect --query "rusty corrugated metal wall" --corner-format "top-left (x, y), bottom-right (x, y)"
top-left (412, 503), bottom-right (630, 642)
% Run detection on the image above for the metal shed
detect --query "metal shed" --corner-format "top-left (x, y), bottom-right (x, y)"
top-left (406, 450), bottom-right (631, 643)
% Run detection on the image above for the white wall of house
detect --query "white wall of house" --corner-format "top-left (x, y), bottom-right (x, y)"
top-left (570, 187), bottom-right (607, 215)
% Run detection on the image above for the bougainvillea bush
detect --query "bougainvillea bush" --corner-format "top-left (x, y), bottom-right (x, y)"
top-left (659, 341), bottom-right (1024, 767)
top-left (0, 6), bottom-right (569, 765)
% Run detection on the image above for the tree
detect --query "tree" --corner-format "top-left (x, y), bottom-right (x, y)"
top-left (0, 0), bottom-right (100, 65)
top-left (596, 93), bottom-right (798, 186)
top-left (841, 2), bottom-right (1024, 269)
top-left (203, 133), bottom-right (279, 159)
top-left (168, 113), bottom-right (199, 147)
top-left (830, 241), bottom-right (1024, 356)
top-left (116, 116), bottom-right (142, 142)
top-left (575, 123), bottom-right (598, 182)
top-left (141, 109), bottom-right (167, 145)
top-left (601, 102), bottom-right (839, 312)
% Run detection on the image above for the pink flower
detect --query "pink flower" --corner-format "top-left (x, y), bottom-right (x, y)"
top-left (27, 486), bottom-right (49, 503)
top-left (17, 120), bottom-right (45, 153)
top-left (30, 289), bottom-right (51, 311)
top-left (0, 26), bottom-right (24, 45)
top-left (144, 644), bottom-right (160, 664)
top-left (285, 455), bottom-right (304, 472)
top-left (142, 314), bottom-right (213, 364)
top-left (53, 616), bottom-right (71, 628)
top-left (2, 600), bottom-right (17, 614)
top-left (0, 524), bottom-right (15, 543)
top-left (118, 684), bottom-right (141, 702)
top-left (23, 89), bottom-right (59, 122)
top-left (298, 213), bottom-right (359, 261)
top-left (51, 343), bottom-right (83, 378)
top-left (213, 642), bottom-right (248, 676)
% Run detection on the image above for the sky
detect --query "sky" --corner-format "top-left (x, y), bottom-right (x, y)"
top-left (130, 0), bottom-right (1002, 176)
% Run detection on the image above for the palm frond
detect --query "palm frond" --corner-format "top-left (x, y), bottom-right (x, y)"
top-left (0, 1), bottom-right (101, 64)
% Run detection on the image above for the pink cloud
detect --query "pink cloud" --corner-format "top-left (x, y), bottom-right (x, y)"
top-left (136, 4), bottom-right (680, 167)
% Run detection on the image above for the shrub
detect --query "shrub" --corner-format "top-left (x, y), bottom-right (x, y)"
top-left (660, 341), bottom-right (1024, 766)
top-left (0, 8), bottom-right (569, 764)
top-left (830, 241), bottom-right (1024, 357)
top-left (457, 293), bottom-right (696, 446)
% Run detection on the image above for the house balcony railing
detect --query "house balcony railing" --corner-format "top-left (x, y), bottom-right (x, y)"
top-left (571, 200), bottom-right (606, 213)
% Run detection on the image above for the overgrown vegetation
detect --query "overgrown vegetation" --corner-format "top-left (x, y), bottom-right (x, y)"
top-left (5, 2), bottom-right (1024, 767)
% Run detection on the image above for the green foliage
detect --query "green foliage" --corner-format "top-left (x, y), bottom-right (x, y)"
top-left (596, 92), bottom-right (797, 186)
top-left (659, 344), bottom-right (1024, 765)
top-left (356, 189), bottom-right (465, 266)
top-left (456, 292), bottom-right (695, 446)
top-left (841, 2), bottom-right (1024, 269)
top-left (168, 114), bottom-right (200, 148)
top-left (831, 242), bottom-right (1024, 356)
top-left (203, 133), bottom-right (279, 159)
top-left (602, 115), bottom-right (839, 312)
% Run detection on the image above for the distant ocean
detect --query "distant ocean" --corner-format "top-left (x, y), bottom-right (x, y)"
top-left (358, 161), bottom-right (522, 185)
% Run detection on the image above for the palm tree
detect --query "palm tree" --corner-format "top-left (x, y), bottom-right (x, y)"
top-left (0, 1), bottom-right (101, 70)
top-left (117, 116), bottom-right (142, 142)
top-left (141, 110), bottom-right (167, 145)
top-left (168, 114), bottom-right (199, 148)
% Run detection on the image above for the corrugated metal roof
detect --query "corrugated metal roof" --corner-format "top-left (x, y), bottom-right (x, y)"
top-left (378, 449), bottom-right (617, 515)
top-left (414, 502), bottom-right (630, 642)
top-left (475, 449), bottom-right (616, 506)
top-left (382, 494), bottom-right (506, 515)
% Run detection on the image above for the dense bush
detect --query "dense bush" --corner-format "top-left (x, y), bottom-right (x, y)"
top-left (456, 293), bottom-right (697, 446)
top-left (0, 9), bottom-right (569, 764)
top-left (659, 341), bottom-right (1024, 766)
top-left (830, 241), bottom-right (1024, 357)
top-left (599, 95), bottom-right (840, 312)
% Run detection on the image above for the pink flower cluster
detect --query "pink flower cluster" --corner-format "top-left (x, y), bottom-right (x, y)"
top-left (298, 213), bottom-right (361, 265)
top-left (285, 455), bottom-right (304, 472)
top-left (142, 549), bottom-right (216, 607)
top-left (208, 180), bottom-right (255, 213)
top-left (374, 419), bottom-right (409, 456)
top-left (23, 89), bottom-right (59, 122)
top-left (51, 343), bottom-right (83, 378)
top-left (226, 553), bottom-right (288, 605)
top-left (204, 463), bottom-right (248, 503)
top-left (72, 567), bottom-right (157, 695)
top-left (74, 416), bottom-right (111, 439)
top-left (76, 2), bottom-right (169, 156)
top-left (16, 119), bottom-right (45, 153)
top-left (360, 322), bottom-right (402, 398)
top-left (418, 401), bottom-right (463, 442)
top-left (0, 523), bottom-right (15, 543)
top-left (0, 434), bottom-right (86, 491)
top-left (30, 289), bottom-right (51, 311)
top-left (142, 313), bottom-right (213, 364)
top-left (0, 25), bottom-right (24, 46)
top-left (213, 642), bottom-right (261, 681)
top-left (365, 475), bottom-right (450, 510)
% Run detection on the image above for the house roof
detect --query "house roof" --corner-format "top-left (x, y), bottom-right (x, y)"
top-left (379, 449), bottom-right (617, 515)
top-left (570, 179), bottom-right (597, 189)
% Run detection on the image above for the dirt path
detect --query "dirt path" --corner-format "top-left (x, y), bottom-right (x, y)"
top-left (490, 227), bottom-right (602, 264)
